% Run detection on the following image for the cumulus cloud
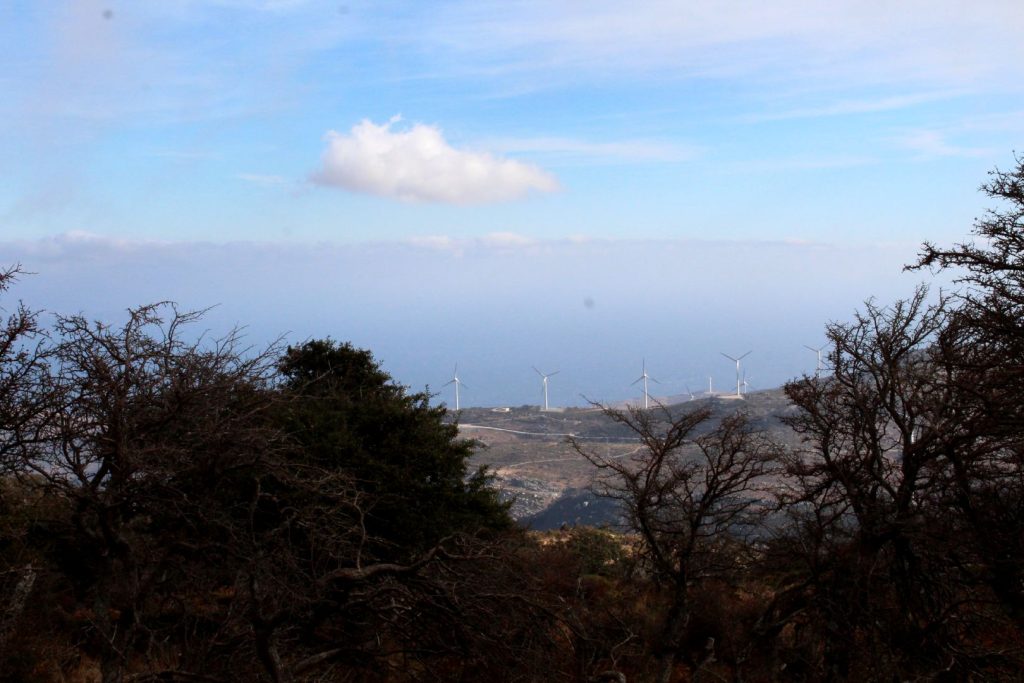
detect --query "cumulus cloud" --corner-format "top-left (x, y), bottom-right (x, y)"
top-left (310, 117), bottom-right (559, 204)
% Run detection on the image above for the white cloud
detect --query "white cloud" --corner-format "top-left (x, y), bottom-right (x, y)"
top-left (407, 235), bottom-right (457, 250)
top-left (894, 130), bottom-right (994, 158)
top-left (485, 136), bottom-right (699, 162)
top-left (418, 1), bottom-right (1024, 91)
top-left (740, 90), bottom-right (969, 123)
top-left (310, 117), bottom-right (560, 204)
top-left (405, 232), bottom-right (538, 254)
top-left (478, 232), bottom-right (537, 248)
top-left (956, 110), bottom-right (1024, 134)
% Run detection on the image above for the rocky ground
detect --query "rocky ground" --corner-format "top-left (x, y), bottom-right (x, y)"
top-left (459, 387), bottom-right (801, 529)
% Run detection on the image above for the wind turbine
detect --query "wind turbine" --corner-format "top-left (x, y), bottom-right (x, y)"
top-left (443, 365), bottom-right (466, 410)
top-left (632, 359), bottom-right (659, 409)
top-left (721, 351), bottom-right (751, 398)
top-left (804, 344), bottom-right (826, 377)
top-left (741, 370), bottom-right (754, 396)
top-left (533, 367), bottom-right (559, 411)
top-left (684, 384), bottom-right (695, 401)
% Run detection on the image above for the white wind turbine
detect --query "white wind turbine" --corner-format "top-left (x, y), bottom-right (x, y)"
top-left (684, 384), bottom-right (695, 401)
top-left (533, 367), bottom-right (559, 411)
top-left (804, 344), bottom-right (826, 377)
top-left (632, 359), bottom-right (659, 409)
top-left (443, 365), bottom-right (466, 411)
top-left (721, 351), bottom-right (752, 398)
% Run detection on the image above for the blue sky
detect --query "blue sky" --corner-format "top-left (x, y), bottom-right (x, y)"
top-left (1, 1), bottom-right (1022, 405)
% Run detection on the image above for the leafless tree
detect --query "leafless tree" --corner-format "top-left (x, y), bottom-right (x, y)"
top-left (773, 286), bottom-right (1024, 679)
top-left (0, 265), bottom-right (49, 474)
top-left (914, 153), bottom-right (1024, 344)
top-left (908, 155), bottom-right (1024, 641)
top-left (573, 404), bottom-right (779, 683)
top-left (0, 303), bottom-right (288, 682)
top-left (0, 266), bottom-right (52, 664)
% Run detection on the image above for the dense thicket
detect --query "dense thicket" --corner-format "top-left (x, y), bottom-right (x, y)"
top-left (3, 157), bottom-right (1024, 681)
top-left (0, 296), bottom-right (530, 682)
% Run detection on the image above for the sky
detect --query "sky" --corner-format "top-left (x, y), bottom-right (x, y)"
top-left (1, 1), bottom-right (1022, 406)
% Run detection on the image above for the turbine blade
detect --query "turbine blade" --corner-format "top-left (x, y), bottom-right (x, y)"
top-left (721, 352), bottom-right (737, 362)
top-left (533, 366), bottom-right (543, 377)
top-left (549, 370), bottom-right (560, 377)
top-left (739, 351), bottom-right (752, 360)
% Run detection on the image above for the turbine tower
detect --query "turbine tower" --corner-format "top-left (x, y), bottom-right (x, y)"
top-left (804, 344), bottom-right (826, 377)
top-left (533, 367), bottom-right (559, 411)
top-left (632, 359), bottom-right (659, 409)
top-left (721, 351), bottom-right (751, 398)
top-left (443, 365), bottom-right (466, 410)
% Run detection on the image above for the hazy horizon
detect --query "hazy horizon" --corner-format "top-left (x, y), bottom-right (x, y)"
top-left (4, 232), bottom-right (948, 407)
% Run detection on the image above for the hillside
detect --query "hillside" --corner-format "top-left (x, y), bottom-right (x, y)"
top-left (458, 386), bottom-right (802, 527)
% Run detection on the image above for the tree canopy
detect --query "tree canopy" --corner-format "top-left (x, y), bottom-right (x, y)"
top-left (276, 339), bottom-right (510, 555)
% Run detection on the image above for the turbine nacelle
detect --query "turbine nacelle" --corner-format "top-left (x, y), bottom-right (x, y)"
top-left (804, 344), bottom-right (827, 377)
top-left (631, 359), bottom-right (660, 409)
top-left (721, 351), bottom-right (752, 398)
top-left (533, 366), bottom-right (559, 410)
top-left (443, 364), bottom-right (466, 410)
